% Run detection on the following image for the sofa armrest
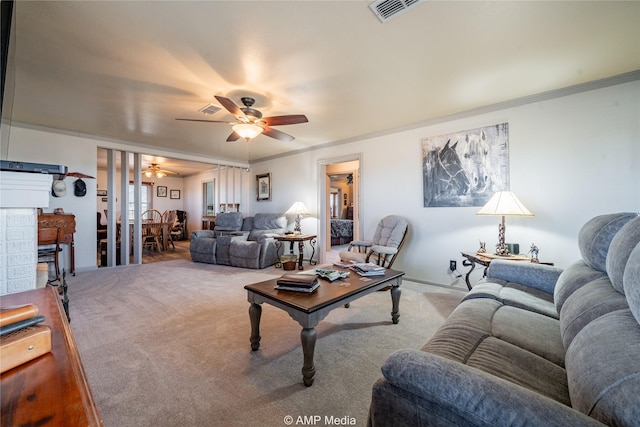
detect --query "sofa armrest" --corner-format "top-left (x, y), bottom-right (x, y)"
top-left (486, 259), bottom-right (563, 294)
top-left (191, 230), bottom-right (216, 239)
top-left (347, 240), bottom-right (372, 254)
top-left (378, 349), bottom-right (605, 427)
top-left (370, 245), bottom-right (398, 255)
top-left (257, 233), bottom-right (279, 240)
top-left (216, 234), bottom-right (248, 245)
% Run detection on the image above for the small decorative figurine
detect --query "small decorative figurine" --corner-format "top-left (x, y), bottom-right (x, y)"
top-left (528, 243), bottom-right (539, 263)
top-left (478, 240), bottom-right (486, 253)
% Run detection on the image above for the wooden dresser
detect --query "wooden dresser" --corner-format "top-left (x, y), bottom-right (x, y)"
top-left (1, 287), bottom-right (102, 426)
top-left (38, 213), bottom-right (76, 275)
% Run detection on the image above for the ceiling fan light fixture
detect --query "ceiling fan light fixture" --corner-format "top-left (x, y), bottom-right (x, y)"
top-left (232, 123), bottom-right (263, 141)
top-left (142, 163), bottom-right (177, 179)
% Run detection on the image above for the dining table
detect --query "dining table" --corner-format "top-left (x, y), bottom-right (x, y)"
top-left (116, 221), bottom-right (171, 251)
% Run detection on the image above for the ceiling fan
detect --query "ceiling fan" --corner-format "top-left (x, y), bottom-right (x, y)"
top-left (176, 96), bottom-right (308, 143)
top-left (143, 163), bottom-right (178, 179)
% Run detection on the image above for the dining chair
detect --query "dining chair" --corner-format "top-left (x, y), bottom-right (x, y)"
top-left (38, 226), bottom-right (64, 284)
top-left (141, 209), bottom-right (163, 251)
top-left (164, 210), bottom-right (177, 249)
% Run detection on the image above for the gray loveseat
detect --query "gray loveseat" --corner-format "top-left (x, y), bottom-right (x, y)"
top-left (190, 213), bottom-right (286, 269)
top-left (369, 212), bottom-right (640, 426)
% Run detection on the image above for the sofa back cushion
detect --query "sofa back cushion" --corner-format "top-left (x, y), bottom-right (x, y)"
top-left (241, 216), bottom-right (254, 231)
top-left (214, 212), bottom-right (243, 231)
top-left (562, 214), bottom-right (640, 426)
top-left (371, 215), bottom-right (408, 248)
top-left (606, 215), bottom-right (640, 293)
top-left (624, 242), bottom-right (640, 325)
top-left (578, 212), bottom-right (638, 272)
top-left (248, 213), bottom-right (286, 241)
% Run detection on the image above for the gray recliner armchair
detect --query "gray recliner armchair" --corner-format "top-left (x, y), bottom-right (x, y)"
top-left (339, 215), bottom-right (408, 269)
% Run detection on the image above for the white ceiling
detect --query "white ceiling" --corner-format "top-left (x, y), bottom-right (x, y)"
top-left (7, 1), bottom-right (640, 172)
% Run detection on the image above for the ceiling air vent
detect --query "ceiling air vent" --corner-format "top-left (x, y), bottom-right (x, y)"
top-left (369, 0), bottom-right (424, 23)
top-left (198, 104), bottom-right (222, 115)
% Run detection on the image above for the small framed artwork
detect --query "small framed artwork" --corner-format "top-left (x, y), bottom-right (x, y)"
top-left (170, 189), bottom-right (181, 200)
top-left (256, 173), bottom-right (271, 201)
top-left (101, 197), bottom-right (108, 202)
top-left (97, 189), bottom-right (107, 197)
top-left (157, 186), bottom-right (167, 197)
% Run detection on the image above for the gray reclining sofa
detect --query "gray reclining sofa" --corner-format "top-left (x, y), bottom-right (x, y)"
top-left (369, 212), bottom-right (640, 426)
top-left (190, 213), bottom-right (286, 269)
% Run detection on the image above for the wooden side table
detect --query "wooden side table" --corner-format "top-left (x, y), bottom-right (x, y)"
top-left (275, 234), bottom-right (317, 270)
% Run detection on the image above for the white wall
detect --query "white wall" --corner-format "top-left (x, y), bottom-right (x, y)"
top-left (95, 169), bottom-right (185, 218)
top-left (250, 81), bottom-right (640, 287)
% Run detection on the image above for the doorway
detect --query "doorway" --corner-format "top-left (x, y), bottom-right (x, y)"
top-left (317, 155), bottom-right (361, 264)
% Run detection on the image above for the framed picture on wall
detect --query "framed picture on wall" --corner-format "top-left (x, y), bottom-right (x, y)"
top-left (97, 189), bottom-right (107, 197)
top-left (157, 186), bottom-right (167, 197)
top-left (256, 173), bottom-right (271, 201)
top-left (170, 189), bottom-right (181, 199)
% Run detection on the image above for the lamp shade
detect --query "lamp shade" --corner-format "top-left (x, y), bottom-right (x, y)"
top-left (232, 123), bottom-right (263, 140)
top-left (476, 191), bottom-right (534, 217)
top-left (286, 202), bottom-right (311, 216)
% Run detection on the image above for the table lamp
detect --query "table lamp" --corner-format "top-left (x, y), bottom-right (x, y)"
top-left (286, 202), bottom-right (311, 234)
top-left (476, 191), bottom-right (534, 256)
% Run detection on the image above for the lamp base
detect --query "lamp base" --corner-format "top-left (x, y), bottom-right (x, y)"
top-left (495, 216), bottom-right (510, 256)
top-left (294, 215), bottom-right (302, 234)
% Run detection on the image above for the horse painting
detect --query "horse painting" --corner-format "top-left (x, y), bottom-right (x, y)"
top-left (422, 123), bottom-right (509, 207)
top-left (423, 139), bottom-right (471, 206)
top-left (462, 130), bottom-right (490, 193)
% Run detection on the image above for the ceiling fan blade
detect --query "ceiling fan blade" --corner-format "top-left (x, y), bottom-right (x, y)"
top-left (263, 115), bottom-right (309, 126)
top-left (262, 126), bottom-right (295, 143)
top-left (214, 95), bottom-right (244, 117)
top-left (227, 131), bottom-right (242, 142)
top-left (175, 118), bottom-right (230, 123)
top-left (160, 170), bottom-right (178, 175)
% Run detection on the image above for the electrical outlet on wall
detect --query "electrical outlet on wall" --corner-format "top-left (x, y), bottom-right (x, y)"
top-left (449, 260), bottom-right (457, 271)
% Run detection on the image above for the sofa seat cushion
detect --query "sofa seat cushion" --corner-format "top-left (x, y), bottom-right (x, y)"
top-left (565, 309), bottom-right (640, 426)
top-left (421, 299), bottom-right (568, 404)
top-left (464, 280), bottom-right (558, 319)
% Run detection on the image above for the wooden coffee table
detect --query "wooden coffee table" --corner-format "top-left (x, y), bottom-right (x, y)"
top-left (245, 267), bottom-right (404, 386)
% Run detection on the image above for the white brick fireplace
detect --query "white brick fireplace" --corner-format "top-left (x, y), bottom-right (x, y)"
top-left (0, 171), bottom-right (52, 295)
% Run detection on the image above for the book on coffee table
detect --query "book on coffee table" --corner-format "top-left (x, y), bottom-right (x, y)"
top-left (275, 282), bottom-right (321, 293)
top-left (275, 273), bottom-right (320, 293)
top-left (350, 263), bottom-right (386, 276)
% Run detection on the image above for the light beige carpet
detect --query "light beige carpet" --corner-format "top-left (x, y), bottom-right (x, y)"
top-left (68, 260), bottom-right (464, 427)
